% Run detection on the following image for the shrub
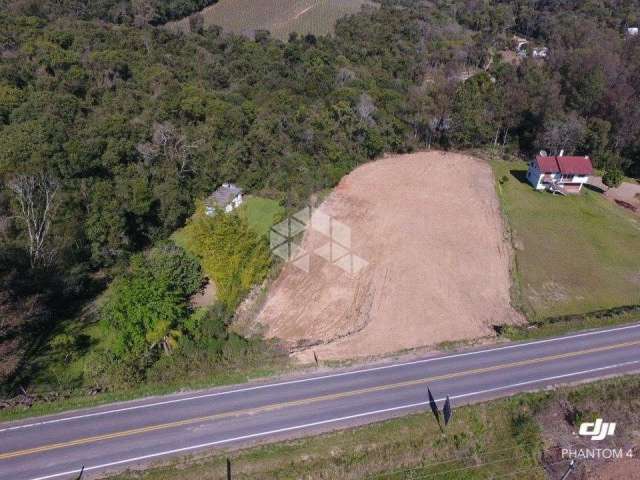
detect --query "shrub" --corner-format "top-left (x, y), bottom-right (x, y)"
top-left (602, 167), bottom-right (623, 189)
top-left (131, 241), bottom-right (202, 297)
top-left (100, 274), bottom-right (187, 363)
top-left (179, 212), bottom-right (271, 309)
top-left (50, 333), bottom-right (76, 364)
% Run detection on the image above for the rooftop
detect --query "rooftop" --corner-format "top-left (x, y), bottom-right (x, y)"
top-left (535, 156), bottom-right (594, 175)
top-left (206, 183), bottom-right (242, 208)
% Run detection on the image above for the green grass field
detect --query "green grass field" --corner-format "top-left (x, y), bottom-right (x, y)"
top-left (492, 160), bottom-right (640, 319)
top-left (166, 0), bottom-right (373, 40)
top-left (239, 196), bottom-right (284, 237)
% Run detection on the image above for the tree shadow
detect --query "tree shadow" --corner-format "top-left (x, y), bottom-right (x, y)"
top-left (510, 169), bottom-right (529, 184)
top-left (1, 274), bottom-right (106, 397)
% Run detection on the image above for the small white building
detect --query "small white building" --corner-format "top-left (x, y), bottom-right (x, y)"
top-left (515, 38), bottom-right (529, 57)
top-left (627, 27), bottom-right (639, 36)
top-left (205, 183), bottom-right (243, 216)
top-left (532, 47), bottom-right (549, 58)
top-left (527, 155), bottom-right (594, 194)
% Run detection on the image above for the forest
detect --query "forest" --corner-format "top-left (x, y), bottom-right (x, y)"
top-left (1, 0), bottom-right (639, 398)
top-left (0, 0), bottom-right (220, 25)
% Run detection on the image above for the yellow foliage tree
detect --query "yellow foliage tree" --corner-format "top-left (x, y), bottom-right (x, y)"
top-left (180, 205), bottom-right (271, 309)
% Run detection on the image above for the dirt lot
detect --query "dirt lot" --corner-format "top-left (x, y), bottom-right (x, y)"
top-left (589, 176), bottom-right (640, 215)
top-left (256, 151), bottom-right (522, 361)
top-left (536, 379), bottom-right (640, 480)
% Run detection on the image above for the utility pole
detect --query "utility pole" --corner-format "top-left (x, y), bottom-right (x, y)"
top-left (226, 457), bottom-right (232, 480)
top-left (559, 459), bottom-right (575, 480)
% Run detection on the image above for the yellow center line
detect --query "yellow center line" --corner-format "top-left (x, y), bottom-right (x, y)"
top-left (2, 339), bottom-right (639, 461)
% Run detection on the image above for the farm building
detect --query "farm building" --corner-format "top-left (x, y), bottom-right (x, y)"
top-left (205, 183), bottom-right (243, 215)
top-left (527, 155), bottom-right (593, 194)
top-left (627, 27), bottom-right (639, 36)
top-left (532, 46), bottom-right (549, 58)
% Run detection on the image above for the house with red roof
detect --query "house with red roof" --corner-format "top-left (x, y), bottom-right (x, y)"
top-left (526, 154), bottom-right (594, 194)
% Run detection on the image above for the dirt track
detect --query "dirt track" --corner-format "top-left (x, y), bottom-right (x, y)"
top-left (256, 152), bottom-right (522, 361)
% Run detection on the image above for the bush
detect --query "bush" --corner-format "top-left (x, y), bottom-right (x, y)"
top-left (131, 241), bottom-right (202, 297)
top-left (100, 274), bottom-right (187, 362)
top-left (83, 350), bottom-right (146, 390)
top-left (50, 333), bottom-right (76, 364)
top-left (179, 211), bottom-right (271, 309)
top-left (93, 241), bottom-right (203, 383)
top-left (602, 167), bottom-right (624, 189)
top-left (145, 304), bottom-right (284, 385)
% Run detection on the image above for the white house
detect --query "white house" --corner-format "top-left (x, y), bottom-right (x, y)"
top-left (205, 183), bottom-right (243, 216)
top-left (515, 37), bottom-right (528, 57)
top-left (532, 47), bottom-right (549, 58)
top-left (527, 155), bottom-right (594, 194)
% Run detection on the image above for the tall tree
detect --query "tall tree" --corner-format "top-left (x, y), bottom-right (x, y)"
top-left (8, 173), bottom-right (59, 268)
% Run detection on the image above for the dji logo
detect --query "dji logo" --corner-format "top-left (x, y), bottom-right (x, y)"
top-left (578, 418), bottom-right (616, 441)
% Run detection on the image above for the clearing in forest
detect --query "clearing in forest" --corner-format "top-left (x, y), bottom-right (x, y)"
top-left (256, 151), bottom-right (522, 361)
top-left (493, 161), bottom-right (640, 319)
top-left (165, 0), bottom-right (373, 40)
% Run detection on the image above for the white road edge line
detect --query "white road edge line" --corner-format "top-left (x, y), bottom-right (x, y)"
top-left (25, 359), bottom-right (640, 480)
top-left (3, 322), bottom-right (639, 433)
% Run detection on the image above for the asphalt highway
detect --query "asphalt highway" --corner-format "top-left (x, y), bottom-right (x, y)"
top-left (2, 323), bottom-right (640, 480)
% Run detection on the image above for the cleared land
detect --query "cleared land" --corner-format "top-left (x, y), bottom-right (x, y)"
top-left (493, 161), bottom-right (640, 319)
top-left (239, 196), bottom-right (284, 237)
top-left (165, 0), bottom-right (373, 40)
top-left (256, 152), bottom-right (522, 361)
top-left (590, 176), bottom-right (640, 215)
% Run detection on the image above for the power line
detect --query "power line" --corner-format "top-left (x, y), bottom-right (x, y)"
top-left (367, 443), bottom-right (580, 480)
top-left (365, 442), bottom-right (541, 479)
top-left (491, 458), bottom-right (573, 480)
top-left (410, 453), bottom-right (536, 479)
top-left (369, 452), bottom-right (533, 480)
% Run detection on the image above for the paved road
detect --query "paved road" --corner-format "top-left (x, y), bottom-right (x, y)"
top-left (2, 323), bottom-right (640, 480)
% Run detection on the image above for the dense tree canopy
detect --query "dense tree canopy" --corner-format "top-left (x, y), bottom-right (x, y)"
top-left (100, 242), bottom-right (200, 363)
top-left (1, 0), bottom-right (639, 393)
top-left (0, 0), bottom-right (219, 25)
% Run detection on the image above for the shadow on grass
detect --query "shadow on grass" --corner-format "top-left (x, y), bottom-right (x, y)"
top-left (510, 169), bottom-right (529, 184)
top-left (1, 274), bottom-right (106, 397)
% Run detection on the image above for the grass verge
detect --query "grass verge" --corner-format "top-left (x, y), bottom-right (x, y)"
top-left (0, 361), bottom-right (289, 424)
top-left (498, 306), bottom-right (640, 341)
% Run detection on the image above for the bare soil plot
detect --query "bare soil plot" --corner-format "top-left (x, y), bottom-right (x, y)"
top-left (166, 0), bottom-right (373, 40)
top-left (190, 281), bottom-right (217, 308)
top-left (589, 176), bottom-right (640, 215)
top-left (256, 152), bottom-right (522, 361)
